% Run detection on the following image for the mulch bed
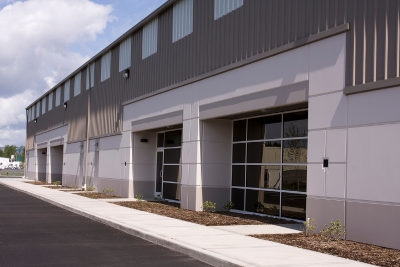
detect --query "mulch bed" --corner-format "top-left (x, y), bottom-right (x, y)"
top-left (23, 181), bottom-right (52, 185)
top-left (74, 192), bottom-right (122, 199)
top-left (113, 201), bottom-right (298, 226)
top-left (252, 233), bottom-right (400, 267)
top-left (60, 190), bottom-right (84, 192)
top-left (43, 186), bottom-right (71, 190)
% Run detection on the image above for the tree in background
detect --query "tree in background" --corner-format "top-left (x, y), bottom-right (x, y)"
top-left (0, 149), bottom-right (3, 157)
top-left (3, 145), bottom-right (17, 159)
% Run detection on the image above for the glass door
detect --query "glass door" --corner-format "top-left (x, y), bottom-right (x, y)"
top-left (156, 129), bottom-right (182, 201)
top-left (156, 151), bottom-right (163, 194)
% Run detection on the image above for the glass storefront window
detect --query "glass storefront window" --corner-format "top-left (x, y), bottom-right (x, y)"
top-left (231, 110), bottom-right (308, 220)
top-left (248, 114), bottom-right (281, 140)
top-left (165, 130), bottom-right (182, 147)
top-left (247, 141), bottom-right (281, 164)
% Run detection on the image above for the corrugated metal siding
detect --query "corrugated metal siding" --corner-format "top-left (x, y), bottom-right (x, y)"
top-left (74, 72), bottom-right (81, 96)
top-left (214, 0), bottom-right (243, 20)
top-left (142, 17), bottom-right (158, 59)
top-left (27, 0), bottom-right (400, 145)
top-left (101, 51), bottom-right (111, 82)
top-left (173, 0), bottom-right (193, 42)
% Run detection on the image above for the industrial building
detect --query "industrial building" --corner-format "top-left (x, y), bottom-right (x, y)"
top-left (25, 0), bottom-right (400, 250)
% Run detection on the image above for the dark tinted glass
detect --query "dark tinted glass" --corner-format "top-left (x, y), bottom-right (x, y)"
top-left (164, 148), bottom-right (181, 164)
top-left (163, 165), bottom-right (181, 182)
top-left (246, 165), bottom-right (280, 189)
top-left (231, 188), bottom-right (244, 211)
top-left (247, 141), bottom-right (281, 163)
top-left (157, 133), bottom-right (164, 148)
top-left (248, 115), bottom-right (281, 140)
top-left (156, 152), bottom-right (163, 192)
top-left (281, 193), bottom-right (306, 220)
top-left (246, 189), bottom-right (280, 216)
top-left (282, 166), bottom-right (307, 192)
top-left (282, 139), bottom-right (307, 163)
top-left (163, 183), bottom-right (180, 201)
top-left (232, 143), bottom-right (246, 163)
top-left (165, 130), bottom-right (182, 147)
top-left (232, 165), bottom-right (245, 187)
top-left (233, 120), bottom-right (246, 142)
top-left (283, 111), bottom-right (308, 138)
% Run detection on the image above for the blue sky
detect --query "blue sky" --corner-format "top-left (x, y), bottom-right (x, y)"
top-left (0, 0), bottom-right (167, 147)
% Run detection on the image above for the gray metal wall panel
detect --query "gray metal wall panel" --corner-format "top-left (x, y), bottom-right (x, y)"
top-left (27, 0), bottom-right (400, 145)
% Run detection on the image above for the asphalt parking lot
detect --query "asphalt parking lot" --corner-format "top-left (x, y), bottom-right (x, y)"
top-left (0, 184), bottom-right (210, 267)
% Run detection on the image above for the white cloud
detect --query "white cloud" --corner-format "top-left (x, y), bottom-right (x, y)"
top-left (0, 0), bottom-right (115, 146)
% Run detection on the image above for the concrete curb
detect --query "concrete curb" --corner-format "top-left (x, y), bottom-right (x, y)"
top-left (0, 181), bottom-right (253, 267)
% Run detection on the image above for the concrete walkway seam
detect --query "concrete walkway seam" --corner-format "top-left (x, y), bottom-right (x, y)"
top-left (0, 181), bottom-right (253, 267)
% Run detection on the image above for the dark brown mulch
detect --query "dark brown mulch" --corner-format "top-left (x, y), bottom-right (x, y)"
top-left (23, 181), bottom-right (52, 185)
top-left (60, 190), bottom-right (84, 192)
top-left (113, 201), bottom-right (298, 226)
top-left (74, 192), bottom-right (122, 199)
top-left (252, 233), bottom-right (400, 267)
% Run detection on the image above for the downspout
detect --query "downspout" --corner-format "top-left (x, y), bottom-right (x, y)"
top-left (83, 64), bottom-right (91, 190)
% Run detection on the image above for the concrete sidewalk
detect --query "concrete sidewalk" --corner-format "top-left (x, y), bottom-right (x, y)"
top-left (0, 178), bottom-right (374, 267)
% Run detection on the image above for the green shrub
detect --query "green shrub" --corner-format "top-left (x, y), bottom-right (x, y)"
top-left (103, 188), bottom-right (114, 195)
top-left (202, 201), bottom-right (216, 213)
top-left (302, 218), bottom-right (317, 234)
top-left (86, 186), bottom-right (95, 191)
top-left (223, 201), bottom-right (235, 212)
top-left (52, 181), bottom-right (61, 186)
top-left (320, 219), bottom-right (346, 240)
top-left (135, 193), bottom-right (144, 201)
top-left (69, 185), bottom-right (78, 189)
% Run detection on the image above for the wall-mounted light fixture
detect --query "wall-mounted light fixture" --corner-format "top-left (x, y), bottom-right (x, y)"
top-left (123, 69), bottom-right (130, 78)
top-left (41, 152), bottom-right (46, 155)
top-left (64, 102), bottom-right (68, 109)
top-left (140, 138), bottom-right (148, 143)
top-left (95, 143), bottom-right (98, 146)
top-left (79, 144), bottom-right (83, 148)
top-left (323, 158), bottom-right (329, 168)
top-left (34, 118), bottom-right (37, 123)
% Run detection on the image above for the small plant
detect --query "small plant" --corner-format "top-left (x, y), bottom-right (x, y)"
top-left (69, 185), bottom-right (78, 189)
top-left (52, 181), bottom-right (61, 187)
top-left (154, 193), bottom-right (165, 202)
top-left (202, 201), bottom-right (216, 213)
top-left (6, 171), bottom-right (9, 176)
top-left (40, 179), bottom-right (45, 183)
top-left (302, 218), bottom-right (317, 235)
top-left (265, 205), bottom-right (279, 216)
top-left (135, 193), bottom-right (144, 201)
top-left (320, 219), bottom-right (346, 240)
top-left (86, 186), bottom-right (95, 191)
top-left (103, 188), bottom-right (114, 196)
top-left (223, 201), bottom-right (235, 212)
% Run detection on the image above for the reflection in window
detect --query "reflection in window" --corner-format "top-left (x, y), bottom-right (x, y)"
top-left (232, 143), bottom-right (246, 163)
top-left (281, 193), bottom-right (306, 220)
top-left (157, 133), bottom-right (164, 148)
top-left (163, 183), bottom-right (180, 201)
top-left (231, 188), bottom-right (244, 211)
top-left (232, 165), bottom-right (245, 187)
top-left (165, 130), bottom-right (182, 147)
top-left (283, 111), bottom-right (308, 137)
top-left (283, 139), bottom-right (307, 164)
top-left (282, 166), bottom-right (307, 192)
top-left (247, 141), bottom-right (281, 164)
top-left (233, 120), bottom-right (246, 142)
top-left (246, 165), bottom-right (280, 189)
top-left (248, 115), bottom-right (281, 140)
top-left (246, 190), bottom-right (280, 216)
top-left (163, 165), bottom-right (181, 182)
top-left (164, 148), bottom-right (181, 164)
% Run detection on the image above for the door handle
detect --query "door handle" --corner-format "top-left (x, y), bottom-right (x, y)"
top-left (160, 170), bottom-right (163, 178)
